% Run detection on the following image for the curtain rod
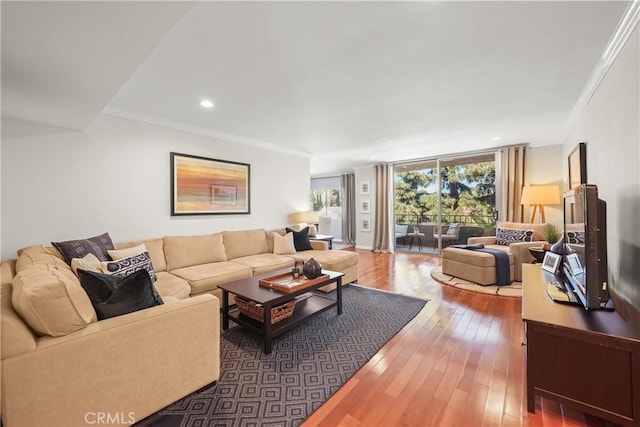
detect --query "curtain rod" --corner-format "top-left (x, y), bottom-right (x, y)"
top-left (392, 143), bottom-right (529, 166)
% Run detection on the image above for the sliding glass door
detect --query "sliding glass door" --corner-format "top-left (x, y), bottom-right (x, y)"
top-left (394, 153), bottom-right (497, 254)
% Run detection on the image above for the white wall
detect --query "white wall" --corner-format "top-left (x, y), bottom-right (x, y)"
top-left (1, 114), bottom-right (310, 259)
top-left (563, 26), bottom-right (639, 317)
top-left (525, 144), bottom-right (564, 226)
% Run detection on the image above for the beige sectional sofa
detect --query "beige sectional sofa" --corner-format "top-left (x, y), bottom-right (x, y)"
top-left (1, 228), bottom-right (359, 426)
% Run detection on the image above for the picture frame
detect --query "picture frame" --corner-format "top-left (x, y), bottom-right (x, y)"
top-left (361, 216), bottom-right (371, 232)
top-left (361, 199), bottom-right (371, 214)
top-left (171, 152), bottom-right (250, 216)
top-left (360, 181), bottom-right (370, 195)
top-left (565, 253), bottom-right (584, 275)
top-left (568, 142), bottom-right (587, 190)
top-left (542, 251), bottom-right (561, 273)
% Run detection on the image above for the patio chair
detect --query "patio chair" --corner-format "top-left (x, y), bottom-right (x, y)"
top-left (433, 223), bottom-right (461, 249)
top-left (395, 224), bottom-right (409, 246)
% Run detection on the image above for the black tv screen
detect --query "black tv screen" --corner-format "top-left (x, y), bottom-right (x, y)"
top-left (562, 184), bottom-right (610, 310)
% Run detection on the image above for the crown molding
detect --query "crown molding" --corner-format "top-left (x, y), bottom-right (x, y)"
top-left (564, 0), bottom-right (640, 137)
top-left (101, 105), bottom-right (312, 158)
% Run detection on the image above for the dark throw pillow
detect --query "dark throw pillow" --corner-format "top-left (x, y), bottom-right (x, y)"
top-left (77, 269), bottom-right (163, 320)
top-left (102, 251), bottom-right (157, 282)
top-left (285, 227), bottom-right (313, 251)
top-left (52, 232), bottom-right (115, 265)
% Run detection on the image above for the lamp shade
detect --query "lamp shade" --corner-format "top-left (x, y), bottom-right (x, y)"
top-left (290, 210), bottom-right (319, 224)
top-left (520, 185), bottom-right (561, 205)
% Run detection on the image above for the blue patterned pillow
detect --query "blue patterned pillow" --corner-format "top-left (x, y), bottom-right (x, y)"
top-left (102, 251), bottom-right (157, 282)
top-left (496, 227), bottom-right (534, 246)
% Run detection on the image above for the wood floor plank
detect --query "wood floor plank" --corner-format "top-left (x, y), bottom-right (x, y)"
top-left (301, 250), bottom-right (612, 427)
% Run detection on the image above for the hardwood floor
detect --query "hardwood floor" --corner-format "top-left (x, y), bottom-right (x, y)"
top-left (303, 249), bottom-right (615, 427)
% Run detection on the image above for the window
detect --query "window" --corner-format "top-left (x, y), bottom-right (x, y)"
top-left (310, 177), bottom-right (342, 239)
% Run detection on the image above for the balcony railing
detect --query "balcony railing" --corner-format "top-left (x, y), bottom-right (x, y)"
top-left (395, 213), bottom-right (495, 227)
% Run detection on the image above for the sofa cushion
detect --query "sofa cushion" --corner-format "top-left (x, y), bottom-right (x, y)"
top-left (290, 250), bottom-right (359, 272)
top-left (11, 265), bottom-right (97, 336)
top-left (164, 234), bottom-right (227, 271)
top-left (223, 229), bottom-right (270, 260)
top-left (273, 232), bottom-right (297, 255)
top-left (101, 251), bottom-right (157, 282)
top-left (15, 245), bottom-right (70, 273)
top-left (496, 227), bottom-right (534, 246)
top-left (77, 269), bottom-right (163, 321)
top-left (231, 254), bottom-right (295, 275)
top-left (443, 246), bottom-right (512, 267)
top-left (51, 232), bottom-right (115, 264)
top-left (154, 271), bottom-right (191, 300)
top-left (114, 238), bottom-right (167, 272)
top-left (170, 262), bottom-right (253, 295)
top-left (285, 227), bottom-right (313, 251)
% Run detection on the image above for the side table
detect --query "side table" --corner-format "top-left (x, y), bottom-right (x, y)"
top-left (311, 234), bottom-right (334, 249)
top-left (408, 232), bottom-right (424, 251)
top-left (528, 247), bottom-right (546, 263)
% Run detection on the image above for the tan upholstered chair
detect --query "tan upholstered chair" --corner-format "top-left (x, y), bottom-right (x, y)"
top-left (467, 221), bottom-right (548, 281)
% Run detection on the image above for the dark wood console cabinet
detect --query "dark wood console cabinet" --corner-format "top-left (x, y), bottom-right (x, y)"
top-left (522, 264), bottom-right (640, 426)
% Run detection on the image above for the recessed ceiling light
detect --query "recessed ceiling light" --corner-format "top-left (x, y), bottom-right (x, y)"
top-left (200, 99), bottom-right (214, 109)
top-left (370, 155), bottom-right (376, 160)
top-left (490, 136), bottom-right (503, 141)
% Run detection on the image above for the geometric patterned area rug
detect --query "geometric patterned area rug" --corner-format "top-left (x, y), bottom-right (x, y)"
top-left (136, 285), bottom-right (428, 427)
top-left (430, 266), bottom-right (522, 298)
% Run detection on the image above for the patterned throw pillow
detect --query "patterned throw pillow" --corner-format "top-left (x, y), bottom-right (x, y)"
top-left (52, 232), bottom-right (115, 265)
top-left (496, 227), bottom-right (535, 246)
top-left (101, 251), bottom-right (157, 282)
top-left (567, 231), bottom-right (586, 245)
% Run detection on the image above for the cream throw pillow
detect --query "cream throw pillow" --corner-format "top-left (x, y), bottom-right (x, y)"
top-left (107, 243), bottom-right (147, 260)
top-left (273, 232), bottom-right (297, 255)
top-left (70, 253), bottom-right (102, 275)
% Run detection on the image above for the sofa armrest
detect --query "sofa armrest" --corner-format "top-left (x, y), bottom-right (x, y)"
top-left (509, 241), bottom-right (547, 281)
top-left (468, 236), bottom-right (497, 245)
top-left (310, 240), bottom-right (329, 250)
top-left (1, 294), bottom-right (220, 427)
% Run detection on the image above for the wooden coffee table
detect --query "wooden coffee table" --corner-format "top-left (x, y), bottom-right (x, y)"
top-left (218, 269), bottom-right (344, 354)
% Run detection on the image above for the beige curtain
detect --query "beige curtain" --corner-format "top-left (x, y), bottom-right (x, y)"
top-left (340, 173), bottom-right (356, 245)
top-left (500, 145), bottom-right (527, 222)
top-left (372, 164), bottom-right (393, 252)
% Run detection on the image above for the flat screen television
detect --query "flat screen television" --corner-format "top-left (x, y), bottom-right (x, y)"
top-left (561, 184), bottom-right (612, 310)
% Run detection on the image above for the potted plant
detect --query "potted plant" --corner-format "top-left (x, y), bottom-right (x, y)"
top-left (542, 223), bottom-right (561, 250)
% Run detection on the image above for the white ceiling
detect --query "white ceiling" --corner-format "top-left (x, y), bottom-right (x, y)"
top-left (1, 1), bottom-right (630, 175)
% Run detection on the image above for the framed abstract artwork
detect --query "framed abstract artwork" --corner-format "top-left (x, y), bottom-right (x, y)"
top-left (171, 152), bottom-right (250, 215)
